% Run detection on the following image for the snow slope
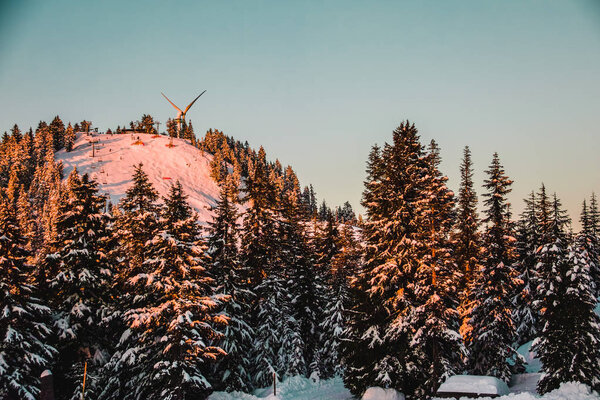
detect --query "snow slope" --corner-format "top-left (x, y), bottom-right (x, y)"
top-left (56, 133), bottom-right (221, 223)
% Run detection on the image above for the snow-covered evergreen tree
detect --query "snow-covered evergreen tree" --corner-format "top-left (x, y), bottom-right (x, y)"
top-left (400, 140), bottom-right (464, 398)
top-left (534, 220), bottom-right (600, 393)
top-left (466, 153), bottom-right (520, 382)
top-left (343, 123), bottom-right (463, 399)
top-left (0, 196), bottom-right (56, 400)
top-left (279, 166), bottom-right (319, 378)
top-left (64, 123), bottom-right (76, 152)
top-left (319, 223), bottom-right (361, 379)
top-left (238, 147), bottom-right (287, 387)
top-left (579, 197), bottom-right (600, 297)
top-left (46, 170), bottom-right (115, 400)
top-left (313, 214), bottom-right (341, 379)
top-left (206, 176), bottom-right (255, 392)
top-left (114, 163), bottom-right (161, 273)
top-left (513, 191), bottom-right (539, 346)
top-left (452, 146), bottom-right (482, 340)
top-left (103, 181), bottom-right (227, 400)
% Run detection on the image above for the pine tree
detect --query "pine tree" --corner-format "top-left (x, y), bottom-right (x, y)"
top-left (590, 193), bottom-right (600, 237)
top-left (114, 164), bottom-right (161, 273)
top-left (396, 139), bottom-right (463, 398)
top-left (319, 223), bottom-right (361, 379)
top-left (343, 123), bottom-right (463, 399)
top-left (452, 146), bottom-right (482, 344)
top-left (239, 147), bottom-right (279, 386)
top-left (513, 191), bottom-right (539, 346)
top-left (279, 166), bottom-right (323, 378)
top-left (49, 115), bottom-right (66, 151)
top-left (534, 199), bottom-right (600, 393)
top-left (99, 165), bottom-right (162, 400)
top-left (64, 123), bottom-right (76, 152)
top-left (10, 124), bottom-right (21, 143)
top-left (46, 170), bottom-right (116, 400)
top-left (138, 114), bottom-right (156, 134)
top-left (580, 197), bottom-right (600, 297)
top-left (103, 181), bottom-right (227, 400)
top-left (0, 197), bottom-right (56, 400)
top-left (466, 153), bottom-right (519, 382)
top-left (206, 176), bottom-right (255, 392)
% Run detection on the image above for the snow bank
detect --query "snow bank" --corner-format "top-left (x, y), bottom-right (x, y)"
top-left (437, 375), bottom-right (510, 397)
top-left (362, 386), bottom-right (405, 400)
top-left (433, 382), bottom-right (599, 400)
top-left (509, 373), bottom-right (541, 394)
top-left (208, 376), bottom-right (352, 400)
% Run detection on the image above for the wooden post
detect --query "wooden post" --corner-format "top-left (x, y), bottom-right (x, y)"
top-left (81, 361), bottom-right (88, 400)
top-left (40, 370), bottom-right (55, 400)
top-left (273, 372), bottom-right (277, 396)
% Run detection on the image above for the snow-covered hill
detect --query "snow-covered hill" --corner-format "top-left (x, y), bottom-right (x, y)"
top-left (56, 132), bottom-right (221, 223)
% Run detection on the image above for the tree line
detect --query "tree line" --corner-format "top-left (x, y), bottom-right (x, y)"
top-left (1, 118), bottom-right (599, 400)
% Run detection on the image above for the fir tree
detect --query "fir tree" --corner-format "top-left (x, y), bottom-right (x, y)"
top-left (0, 197), bottom-right (56, 400)
top-left (590, 193), bottom-right (600, 237)
top-left (49, 115), bottom-right (66, 151)
top-left (402, 140), bottom-right (464, 398)
top-left (534, 200), bottom-right (600, 393)
top-left (10, 124), bottom-right (21, 143)
top-left (319, 223), bottom-right (361, 379)
top-left (114, 164), bottom-right (161, 273)
top-left (103, 181), bottom-right (227, 400)
top-left (279, 166), bottom-right (321, 378)
top-left (580, 197), bottom-right (600, 297)
top-left (466, 153), bottom-right (519, 382)
top-left (344, 123), bottom-right (463, 399)
top-left (46, 170), bottom-right (116, 400)
top-left (64, 123), bottom-right (76, 152)
top-left (513, 191), bottom-right (539, 346)
top-left (206, 176), bottom-right (255, 392)
top-left (452, 146), bottom-right (481, 332)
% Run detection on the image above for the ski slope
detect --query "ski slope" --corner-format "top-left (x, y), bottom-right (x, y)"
top-left (56, 132), bottom-right (221, 223)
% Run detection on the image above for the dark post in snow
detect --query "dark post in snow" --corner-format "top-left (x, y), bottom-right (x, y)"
top-left (273, 372), bottom-right (277, 396)
top-left (40, 369), bottom-right (55, 400)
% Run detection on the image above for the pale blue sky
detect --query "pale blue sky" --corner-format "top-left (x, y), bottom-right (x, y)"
top-left (1, 0), bottom-right (599, 227)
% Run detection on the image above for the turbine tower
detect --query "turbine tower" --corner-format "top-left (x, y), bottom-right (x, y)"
top-left (161, 90), bottom-right (206, 145)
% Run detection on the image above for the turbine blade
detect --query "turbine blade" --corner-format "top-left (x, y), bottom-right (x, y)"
top-left (184, 90), bottom-right (206, 114)
top-left (161, 92), bottom-right (183, 113)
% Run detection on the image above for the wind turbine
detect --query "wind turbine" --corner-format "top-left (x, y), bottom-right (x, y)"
top-left (161, 91), bottom-right (206, 145)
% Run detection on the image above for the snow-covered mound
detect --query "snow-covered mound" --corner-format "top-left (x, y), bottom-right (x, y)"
top-left (56, 133), bottom-right (220, 223)
top-left (433, 382), bottom-right (600, 400)
top-left (362, 386), bottom-right (405, 400)
top-left (436, 375), bottom-right (510, 397)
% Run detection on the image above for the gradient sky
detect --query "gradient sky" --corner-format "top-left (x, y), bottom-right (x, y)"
top-left (1, 0), bottom-right (599, 229)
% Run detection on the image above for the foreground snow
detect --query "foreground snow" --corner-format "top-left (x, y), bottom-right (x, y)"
top-left (208, 376), bottom-right (353, 400)
top-left (437, 375), bottom-right (510, 397)
top-left (208, 377), bottom-right (599, 400)
top-left (433, 382), bottom-right (600, 400)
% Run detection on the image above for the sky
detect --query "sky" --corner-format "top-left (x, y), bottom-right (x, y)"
top-left (1, 0), bottom-right (599, 229)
